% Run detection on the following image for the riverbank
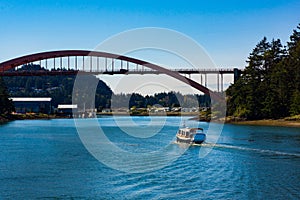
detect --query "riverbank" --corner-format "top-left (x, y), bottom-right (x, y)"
top-left (227, 119), bottom-right (300, 127)
top-left (97, 111), bottom-right (198, 116)
top-left (0, 115), bottom-right (11, 123)
top-left (2, 113), bottom-right (300, 128)
top-left (13, 113), bottom-right (74, 120)
top-left (225, 115), bottom-right (300, 128)
top-left (0, 113), bottom-right (72, 121)
top-left (190, 114), bottom-right (300, 128)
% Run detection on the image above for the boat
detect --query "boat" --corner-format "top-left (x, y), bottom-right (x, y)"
top-left (176, 127), bottom-right (206, 144)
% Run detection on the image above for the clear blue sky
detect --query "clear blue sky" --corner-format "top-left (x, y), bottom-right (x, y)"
top-left (1, 0), bottom-right (299, 67)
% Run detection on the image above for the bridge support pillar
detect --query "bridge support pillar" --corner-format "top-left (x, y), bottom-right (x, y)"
top-left (68, 56), bottom-right (70, 70)
top-left (75, 56), bottom-right (78, 70)
top-left (60, 57), bottom-right (62, 70)
top-left (53, 58), bottom-right (56, 70)
top-left (221, 73), bottom-right (223, 92)
top-left (82, 56), bottom-right (85, 71)
top-left (200, 74), bottom-right (203, 85)
top-left (90, 56), bottom-right (92, 72)
top-left (217, 74), bottom-right (219, 92)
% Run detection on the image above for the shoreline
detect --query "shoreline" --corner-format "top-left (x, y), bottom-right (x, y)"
top-left (0, 115), bottom-right (11, 124)
top-left (1, 113), bottom-right (300, 128)
top-left (226, 119), bottom-right (300, 128)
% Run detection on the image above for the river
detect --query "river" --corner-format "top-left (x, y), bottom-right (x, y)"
top-left (0, 116), bottom-right (299, 199)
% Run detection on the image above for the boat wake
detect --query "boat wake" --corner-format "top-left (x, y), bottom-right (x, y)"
top-left (189, 142), bottom-right (300, 158)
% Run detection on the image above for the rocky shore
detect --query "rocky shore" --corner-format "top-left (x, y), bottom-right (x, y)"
top-left (0, 115), bottom-right (11, 123)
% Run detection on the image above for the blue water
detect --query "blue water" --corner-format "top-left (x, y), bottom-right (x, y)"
top-left (0, 116), bottom-right (299, 199)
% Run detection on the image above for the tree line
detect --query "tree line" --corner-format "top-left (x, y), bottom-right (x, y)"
top-left (1, 64), bottom-right (211, 113)
top-left (0, 77), bottom-right (14, 115)
top-left (226, 24), bottom-right (300, 119)
top-left (2, 65), bottom-right (112, 110)
top-left (2, 23), bottom-right (299, 119)
top-left (111, 92), bottom-right (211, 109)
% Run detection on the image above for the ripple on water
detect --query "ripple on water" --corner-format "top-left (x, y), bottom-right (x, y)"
top-left (0, 118), bottom-right (300, 199)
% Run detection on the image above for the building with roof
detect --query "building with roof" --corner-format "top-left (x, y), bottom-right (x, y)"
top-left (57, 104), bottom-right (78, 117)
top-left (10, 97), bottom-right (52, 114)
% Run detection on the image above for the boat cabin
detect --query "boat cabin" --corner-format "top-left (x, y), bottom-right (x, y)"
top-left (177, 127), bottom-right (204, 138)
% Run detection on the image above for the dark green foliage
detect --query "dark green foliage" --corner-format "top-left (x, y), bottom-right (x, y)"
top-left (0, 77), bottom-right (14, 114)
top-left (3, 64), bottom-right (113, 111)
top-left (227, 23), bottom-right (300, 119)
top-left (70, 74), bottom-right (112, 111)
top-left (111, 92), bottom-right (210, 109)
top-left (290, 89), bottom-right (300, 116)
top-left (4, 64), bottom-right (210, 112)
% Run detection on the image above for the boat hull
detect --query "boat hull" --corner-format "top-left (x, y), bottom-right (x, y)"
top-left (176, 133), bottom-right (205, 144)
top-left (193, 133), bottom-right (206, 144)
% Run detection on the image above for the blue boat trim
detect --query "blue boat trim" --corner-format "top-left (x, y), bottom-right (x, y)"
top-left (176, 127), bottom-right (206, 144)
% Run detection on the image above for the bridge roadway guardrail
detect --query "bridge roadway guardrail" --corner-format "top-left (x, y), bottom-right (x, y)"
top-left (0, 68), bottom-right (242, 76)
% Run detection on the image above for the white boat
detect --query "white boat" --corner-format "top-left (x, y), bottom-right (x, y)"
top-left (176, 127), bottom-right (206, 144)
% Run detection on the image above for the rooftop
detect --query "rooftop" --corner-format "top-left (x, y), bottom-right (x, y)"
top-left (10, 97), bottom-right (52, 102)
top-left (58, 104), bottom-right (78, 109)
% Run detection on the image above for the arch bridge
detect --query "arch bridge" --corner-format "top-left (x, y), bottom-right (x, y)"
top-left (0, 50), bottom-right (242, 102)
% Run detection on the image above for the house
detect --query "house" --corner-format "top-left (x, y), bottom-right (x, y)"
top-left (57, 104), bottom-right (78, 116)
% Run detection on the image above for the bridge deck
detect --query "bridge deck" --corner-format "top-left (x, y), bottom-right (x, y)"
top-left (0, 50), bottom-right (243, 100)
top-left (0, 68), bottom-right (239, 76)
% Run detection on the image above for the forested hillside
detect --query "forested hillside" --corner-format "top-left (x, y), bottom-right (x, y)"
top-left (3, 64), bottom-right (113, 110)
top-left (0, 77), bottom-right (14, 116)
top-left (3, 64), bottom-right (211, 111)
top-left (111, 92), bottom-right (211, 109)
top-left (226, 24), bottom-right (300, 119)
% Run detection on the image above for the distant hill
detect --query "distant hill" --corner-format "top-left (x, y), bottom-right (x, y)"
top-left (3, 64), bottom-right (212, 112)
top-left (3, 64), bottom-right (113, 111)
top-left (0, 77), bottom-right (14, 117)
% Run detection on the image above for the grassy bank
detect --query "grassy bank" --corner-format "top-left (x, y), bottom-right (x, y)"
top-left (11, 113), bottom-right (53, 120)
top-left (225, 115), bottom-right (300, 128)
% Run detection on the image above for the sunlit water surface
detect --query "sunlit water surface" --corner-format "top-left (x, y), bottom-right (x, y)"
top-left (0, 116), bottom-right (299, 199)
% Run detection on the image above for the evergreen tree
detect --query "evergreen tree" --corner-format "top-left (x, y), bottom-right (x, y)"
top-left (286, 24), bottom-right (300, 115)
top-left (227, 37), bottom-right (272, 119)
top-left (290, 89), bottom-right (300, 116)
top-left (287, 24), bottom-right (300, 91)
top-left (226, 23), bottom-right (300, 119)
top-left (0, 77), bottom-right (14, 115)
top-left (261, 39), bottom-right (286, 118)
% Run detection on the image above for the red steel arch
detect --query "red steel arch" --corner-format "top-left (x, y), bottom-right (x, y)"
top-left (0, 50), bottom-right (223, 102)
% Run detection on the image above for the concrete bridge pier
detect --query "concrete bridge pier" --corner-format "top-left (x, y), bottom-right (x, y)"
top-left (217, 73), bottom-right (219, 92)
top-left (221, 73), bottom-right (223, 92)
